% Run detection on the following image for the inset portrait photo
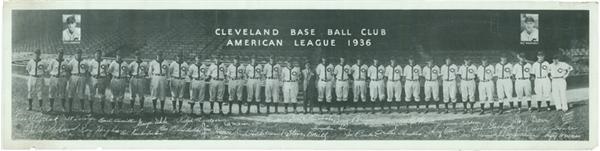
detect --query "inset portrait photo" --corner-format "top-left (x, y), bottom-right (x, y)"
top-left (62, 14), bottom-right (81, 44)
top-left (520, 13), bottom-right (539, 44)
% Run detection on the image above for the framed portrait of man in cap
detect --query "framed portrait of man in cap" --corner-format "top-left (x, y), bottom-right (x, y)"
top-left (520, 13), bottom-right (539, 44)
top-left (62, 14), bottom-right (81, 44)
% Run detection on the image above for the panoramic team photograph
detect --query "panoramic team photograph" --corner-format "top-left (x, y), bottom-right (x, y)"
top-left (10, 10), bottom-right (590, 140)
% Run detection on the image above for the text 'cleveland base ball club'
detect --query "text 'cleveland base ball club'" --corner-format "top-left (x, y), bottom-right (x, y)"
top-left (3, 1), bottom-right (597, 150)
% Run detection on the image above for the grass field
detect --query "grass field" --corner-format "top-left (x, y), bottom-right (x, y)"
top-left (11, 74), bottom-right (589, 140)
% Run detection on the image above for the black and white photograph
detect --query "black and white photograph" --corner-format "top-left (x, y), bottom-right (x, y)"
top-left (2, 1), bottom-right (598, 150)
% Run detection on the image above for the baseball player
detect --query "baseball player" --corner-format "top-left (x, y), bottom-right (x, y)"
top-left (66, 49), bottom-right (87, 112)
top-left (333, 57), bottom-right (351, 114)
top-left (246, 56), bottom-right (263, 114)
top-left (263, 56), bottom-right (281, 113)
top-left (108, 51), bottom-right (129, 114)
top-left (227, 56), bottom-right (244, 114)
top-left (351, 58), bottom-right (369, 112)
top-left (368, 58), bottom-right (386, 112)
top-left (148, 52), bottom-right (169, 113)
top-left (440, 57), bottom-right (459, 113)
top-left (422, 57), bottom-right (440, 113)
top-left (315, 57), bottom-right (334, 113)
top-left (385, 58), bottom-right (402, 111)
top-left (26, 49), bottom-right (45, 111)
top-left (302, 61), bottom-right (316, 113)
top-left (549, 54), bottom-right (572, 112)
top-left (208, 56), bottom-right (226, 114)
top-left (404, 56), bottom-right (421, 112)
top-left (477, 57), bottom-right (495, 114)
top-left (495, 55), bottom-right (513, 114)
top-left (282, 59), bottom-right (301, 113)
top-left (87, 50), bottom-right (110, 113)
top-left (168, 54), bottom-right (188, 113)
top-left (513, 53), bottom-right (532, 113)
top-left (129, 51), bottom-right (148, 112)
top-left (458, 57), bottom-right (477, 114)
top-left (46, 49), bottom-right (69, 112)
top-left (530, 51), bottom-right (552, 112)
top-left (188, 55), bottom-right (208, 114)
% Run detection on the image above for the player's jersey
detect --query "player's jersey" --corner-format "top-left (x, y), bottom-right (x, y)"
top-left (351, 64), bottom-right (369, 80)
top-left (334, 64), bottom-right (351, 80)
top-left (495, 63), bottom-right (513, 79)
top-left (227, 64), bottom-right (245, 80)
top-left (403, 64), bottom-right (421, 81)
top-left (441, 64), bottom-right (458, 81)
top-left (188, 63), bottom-right (208, 80)
top-left (129, 60), bottom-right (148, 78)
top-left (148, 60), bottom-right (169, 76)
top-left (208, 63), bottom-right (226, 80)
top-left (385, 65), bottom-right (403, 81)
top-left (548, 62), bottom-right (573, 78)
top-left (89, 59), bottom-right (111, 77)
top-left (477, 64), bottom-right (494, 81)
top-left (246, 63), bottom-right (263, 79)
top-left (422, 65), bottom-right (440, 81)
top-left (48, 58), bottom-right (69, 77)
top-left (316, 63), bottom-right (334, 81)
top-left (26, 58), bottom-right (46, 76)
top-left (531, 61), bottom-right (550, 78)
top-left (281, 67), bottom-right (301, 81)
top-left (263, 63), bottom-right (281, 79)
top-left (368, 65), bottom-right (385, 80)
top-left (109, 60), bottom-right (129, 78)
top-left (513, 62), bottom-right (532, 79)
top-left (68, 58), bottom-right (87, 75)
top-left (169, 61), bottom-right (188, 79)
top-left (458, 64), bottom-right (477, 80)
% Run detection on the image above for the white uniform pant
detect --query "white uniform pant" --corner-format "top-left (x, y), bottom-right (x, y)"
top-left (496, 79), bottom-right (513, 102)
top-left (534, 78), bottom-right (552, 102)
top-left (150, 76), bottom-right (167, 100)
top-left (460, 80), bottom-right (476, 102)
top-left (317, 80), bottom-right (333, 102)
top-left (209, 80), bottom-right (225, 102)
top-left (353, 80), bottom-right (367, 102)
top-left (48, 77), bottom-right (68, 99)
top-left (424, 80), bottom-right (439, 101)
top-left (515, 79), bottom-right (532, 102)
top-left (442, 80), bottom-right (457, 103)
top-left (404, 80), bottom-right (420, 102)
top-left (110, 78), bottom-right (127, 102)
top-left (190, 80), bottom-right (206, 102)
top-left (283, 81), bottom-right (299, 103)
top-left (170, 79), bottom-right (186, 100)
top-left (265, 79), bottom-right (280, 102)
top-left (386, 81), bottom-right (402, 102)
top-left (335, 80), bottom-right (349, 101)
top-left (247, 79), bottom-right (261, 102)
top-left (130, 77), bottom-right (146, 99)
top-left (68, 76), bottom-right (86, 99)
top-left (28, 76), bottom-right (44, 100)
top-left (551, 78), bottom-right (568, 110)
top-left (228, 80), bottom-right (244, 101)
top-left (369, 80), bottom-right (385, 102)
top-left (478, 81), bottom-right (494, 102)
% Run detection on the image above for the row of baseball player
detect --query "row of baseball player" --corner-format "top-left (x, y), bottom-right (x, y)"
top-left (25, 49), bottom-right (573, 114)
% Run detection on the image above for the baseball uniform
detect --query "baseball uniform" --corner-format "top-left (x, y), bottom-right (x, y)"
top-left (334, 64), bottom-right (351, 102)
top-left (513, 62), bottom-right (532, 102)
top-left (129, 60), bottom-right (148, 109)
top-left (458, 64), bottom-right (477, 102)
top-left (495, 63), bottom-right (514, 102)
top-left (148, 59), bottom-right (169, 111)
top-left (227, 64), bottom-right (244, 102)
top-left (246, 63), bottom-right (263, 102)
top-left (188, 63), bottom-right (208, 103)
top-left (441, 64), bottom-right (458, 103)
top-left (109, 60), bottom-right (129, 102)
top-left (208, 63), bottom-right (226, 102)
top-left (368, 65), bottom-right (386, 102)
top-left (282, 66), bottom-right (301, 103)
top-left (385, 64), bottom-right (403, 102)
top-left (351, 64), bottom-right (369, 102)
top-left (264, 63), bottom-right (281, 103)
top-left (422, 65), bottom-right (440, 102)
top-left (403, 64), bottom-right (421, 102)
top-left (477, 64), bottom-right (495, 102)
top-left (26, 58), bottom-right (46, 109)
top-left (549, 61), bottom-right (573, 111)
top-left (316, 63), bottom-right (334, 102)
top-left (531, 61), bottom-right (551, 103)
top-left (88, 58), bottom-right (110, 112)
top-left (46, 58), bottom-right (69, 111)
